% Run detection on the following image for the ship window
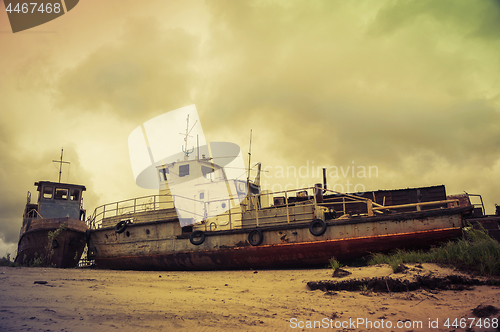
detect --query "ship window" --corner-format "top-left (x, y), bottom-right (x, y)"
top-left (54, 188), bottom-right (68, 200)
top-left (199, 192), bottom-right (204, 200)
top-left (179, 164), bottom-right (189, 177)
top-left (201, 166), bottom-right (215, 181)
top-left (43, 186), bottom-right (53, 199)
top-left (70, 189), bottom-right (80, 201)
top-left (159, 168), bottom-right (170, 181)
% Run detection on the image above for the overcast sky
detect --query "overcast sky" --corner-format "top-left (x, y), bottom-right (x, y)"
top-left (1, 0), bottom-right (500, 257)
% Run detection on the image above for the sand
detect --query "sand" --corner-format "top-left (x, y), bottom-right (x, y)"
top-left (1, 264), bottom-right (499, 332)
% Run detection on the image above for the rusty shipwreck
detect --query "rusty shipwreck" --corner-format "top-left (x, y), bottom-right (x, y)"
top-left (15, 180), bottom-right (88, 268)
top-left (85, 156), bottom-right (473, 270)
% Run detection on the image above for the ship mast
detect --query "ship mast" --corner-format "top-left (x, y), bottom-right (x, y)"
top-left (247, 129), bottom-right (252, 184)
top-left (180, 114), bottom-right (197, 161)
top-left (183, 114), bottom-right (190, 158)
top-left (52, 148), bottom-right (70, 183)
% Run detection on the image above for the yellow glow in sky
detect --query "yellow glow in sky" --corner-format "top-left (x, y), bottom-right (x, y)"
top-left (1, 0), bottom-right (500, 256)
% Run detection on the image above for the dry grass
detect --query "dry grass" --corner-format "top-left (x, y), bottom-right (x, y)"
top-left (367, 225), bottom-right (500, 276)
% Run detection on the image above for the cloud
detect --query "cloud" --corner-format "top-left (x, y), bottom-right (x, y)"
top-left (371, 0), bottom-right (500, 41)
top-left (1, 0), bottom-right (500, 258)
top-left (198, 0), bottom-right (500, 208)
top-left (55, 16), bottom-right (200, 122)
top-left (0, 135), bottom-right (98, 248)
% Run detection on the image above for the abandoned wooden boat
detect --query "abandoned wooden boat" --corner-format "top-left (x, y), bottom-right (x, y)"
top-left (86, 158), bottom-right (472, 270)
top-left (15, 181), bottom-right (88, 268)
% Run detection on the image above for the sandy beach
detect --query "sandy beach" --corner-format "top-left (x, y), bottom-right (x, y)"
top-left (1, 264), bottom-right (499, 332)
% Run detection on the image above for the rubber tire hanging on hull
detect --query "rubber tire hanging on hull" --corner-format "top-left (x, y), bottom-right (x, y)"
top-left (248, 229), bottom-right (264, 246)
top-left (309, 219), bottom-right (327, 236)
top-left (115, 220), bottom-right (128, 234)
top-left (190, 231), bottom-right (205, 245)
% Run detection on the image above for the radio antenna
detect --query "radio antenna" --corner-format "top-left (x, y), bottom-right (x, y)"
top-left (52, 148), bottom-right (70, 183)
top-left (180, 114), bottom-right (197, 159)
top-left (247, 129), bottom-right (252, 184)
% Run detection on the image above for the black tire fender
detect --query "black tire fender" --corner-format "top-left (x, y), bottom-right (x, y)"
top-left (190, 230), bottom-right (205, 245)
top-left (309, 219), bottom-right (327, 236)
top-left (115, 220), bottom-right (128, 234)
top-left (248, 228), bottom-right (264, 246)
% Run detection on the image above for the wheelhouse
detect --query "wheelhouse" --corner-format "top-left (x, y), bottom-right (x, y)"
top-left (24, 181), bottom-right (87, 221)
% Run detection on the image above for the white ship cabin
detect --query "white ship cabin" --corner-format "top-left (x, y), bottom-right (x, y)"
top-left (24, 181), bottom-right (86, 222)
top-left (156, 157), bottom-right (250, 231)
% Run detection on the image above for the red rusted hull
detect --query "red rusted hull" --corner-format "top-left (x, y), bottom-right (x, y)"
top-left (90, 205), bottom-right (470, 271)
top-left (95, 227), bottom-right (461, 270)
top-left (15, 217), bottom-right (88, 268)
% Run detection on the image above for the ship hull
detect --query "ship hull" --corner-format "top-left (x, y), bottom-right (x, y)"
top-left (15, 218), bottom-right (88, 268)
top-left (89, 207), bottom-right (469, 270)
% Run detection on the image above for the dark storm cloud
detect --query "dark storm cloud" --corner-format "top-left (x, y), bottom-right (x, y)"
top-left (2, 0), bottom-right (500, 257)
top-left (371, 0), bottom-right (500, 40)
top-left (0, 130), bottom-right (98, 248)
top-left (189, 0), bottom-right (500, 213)
top-left (201, 0), bottom-right (500, 166)
top-left (55, 17), bottom-right (200, 122)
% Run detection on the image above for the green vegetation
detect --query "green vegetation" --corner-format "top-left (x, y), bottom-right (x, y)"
top-left (367, 225), bottom-right (500, 276)
top-left (0, 253), bottom-right (17, 267)
top-left (43, 223), bottom-right (67, 266)
top-left (359, 284), bottom-right (368, 294)
top-left (329, 257), bottom-right (343, 271)
top-left (28, 252), bottom-right (44, 267)
top-left (388, 257), bottom-right (402, 273)
top-left (20, 223), bottom-right (68, 267)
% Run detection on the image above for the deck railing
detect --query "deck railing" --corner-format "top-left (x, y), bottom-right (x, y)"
top-left (87, 193), bottom-right (240, 230)
top-left (25, 209), bottom-right (44, 220)
top-left (87, 187), bottom-right (462, 230)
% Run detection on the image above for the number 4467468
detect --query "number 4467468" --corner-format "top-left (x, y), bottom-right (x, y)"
top-left (443, 318), bottom-right (498, 329)
top-left (5, 2), bottom-right (62, 14)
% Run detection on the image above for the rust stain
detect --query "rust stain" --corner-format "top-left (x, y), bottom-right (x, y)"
top-left (280, 234), bottom-right (289, 243)
top-left (95, 228), bottom-right (461, 271)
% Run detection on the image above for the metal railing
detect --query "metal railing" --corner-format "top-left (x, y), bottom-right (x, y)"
top-left (465, 193), bottom-right (485, 216)
top-left (25, 209), bottom-right (44, 220)
top-left (87, 193), bottom-right (241, 230)
top-left (87, 194), bottom-right (166, 229)
top-left (87, 186), bottom-right (462, 230)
